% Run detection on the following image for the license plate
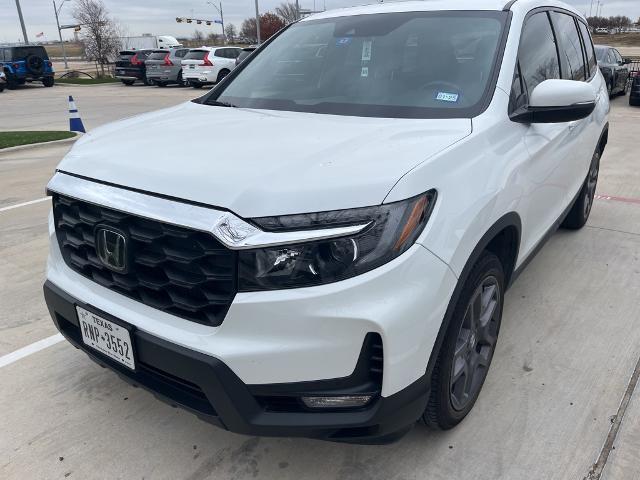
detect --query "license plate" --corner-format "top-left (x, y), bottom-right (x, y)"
top-left (77, 306), bottom-right (135, 369)
top-left (189, 65), bottom-right (195, 69)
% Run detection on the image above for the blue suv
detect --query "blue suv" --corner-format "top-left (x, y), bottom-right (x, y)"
top-left (0, 45), bottom-right (55, 89)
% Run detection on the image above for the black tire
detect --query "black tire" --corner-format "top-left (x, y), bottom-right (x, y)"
top-left (0, 85), bottom-right (4, 93)
top-left (561, 150), bottom-right (600, 230)
top-left (631, 96), bottom-right (640, 107)
top-left (216, 69), bottom-right (230, 83)
top-left (423, 251), bottom-right (504, 430)
top-left (42, 76), bottom-right (54, 87)
top-left (121, 80), bottom-right (135, 86)
top-left (606, 79), bottom-right (613, 98)
top-left (143, 77), bottom-right (153, 86)
top-left (156, 81), bottom-right (166, 87)
top-left (190, 81), bottom-right (203, 89)
top-left (6, 74), bottom-right (18, 90)
top-left (176, 71), bottom-right (185, 87)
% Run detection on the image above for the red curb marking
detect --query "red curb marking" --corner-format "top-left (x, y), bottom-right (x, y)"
top-left (595, 194), bottom-right (640, 206)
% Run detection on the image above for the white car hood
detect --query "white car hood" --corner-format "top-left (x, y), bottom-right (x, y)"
top-left (58, 101), bottom-right (471, 217)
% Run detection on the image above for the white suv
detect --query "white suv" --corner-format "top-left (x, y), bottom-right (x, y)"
top-left (181, 46), bottom-right (241, 88)
top-left (45, 0), bottom-right (608, 443)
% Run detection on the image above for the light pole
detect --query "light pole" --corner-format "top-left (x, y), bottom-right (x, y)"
top-left (53, 0), bottom-right (69, 70)
top-left (14, 0), bottom-right (29, 44)
top-left (254, 0), bottom-right (261, 45)
top-left (206, 1), bottom-right (225, 44)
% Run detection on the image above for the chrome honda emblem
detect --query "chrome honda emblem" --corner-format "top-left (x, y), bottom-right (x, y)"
top-left (95, 227), bottom-right (128, 272)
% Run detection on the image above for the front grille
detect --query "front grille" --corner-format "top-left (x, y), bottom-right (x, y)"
top-left (52, 194), bottom-right (237, 326)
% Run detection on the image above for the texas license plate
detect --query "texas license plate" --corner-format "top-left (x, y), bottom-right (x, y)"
top-left (77, 306), bottom-right (135, 369)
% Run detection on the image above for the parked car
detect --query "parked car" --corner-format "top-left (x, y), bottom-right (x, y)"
top-left (120, 35), bottom-right (182, 51)
top-left (181, 47), bottom-right (242, 88)
top-left (145, 47), bottom-right (190, 87)
top-left (595, 45), bottom-right (630, 96)
top-left (115, 50), bottom-right (153, 85)
top-left (0, 45), bottom-right (54, 89)
top-left (0, 70), bottom-right (6, 92)
top-left (235, 47), bottom-right (256, 66)
top-left (45, 0), bottom-right (608, 444)
top-left (630, 73), bottom-right (640, 106)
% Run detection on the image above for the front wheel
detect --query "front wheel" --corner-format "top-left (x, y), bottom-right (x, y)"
top-left (42, 76), bottom-right (54, 87)
top-left (561, 150), bottom-right (600, 230)
top-left (121, 79), bottom-right (135, 86)
top-left (190, 81), bottom-right (203, 89)
top-left (423, 251), bottom-right (504, 430)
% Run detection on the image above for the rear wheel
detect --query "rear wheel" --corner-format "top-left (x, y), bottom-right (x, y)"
top-left (42, 76), bottom-right (54, 87)
top-left (156, 81), bottom-right (166, 87)
top-left (606, 79), bottom-right (613, 97)
top-left (143, 77), bottom-right (153, 86)
top-left (6, 74), bottom-right (18, 90)
top-left (121, 79), bottom-right (135, 86)
top-left (216, 69), bottom-right (230, 83)
top-left (190, 81), bottom-right (203, 89)
top-left (561, 150), bottom-right (600, 229)
top-left (423, 251), bottom-right (504, 430)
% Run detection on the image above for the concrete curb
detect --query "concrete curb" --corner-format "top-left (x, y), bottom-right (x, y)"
top-left (0, 134), bottom-right (79, 154)
top-left (55, 82), bottom-right (119, 87)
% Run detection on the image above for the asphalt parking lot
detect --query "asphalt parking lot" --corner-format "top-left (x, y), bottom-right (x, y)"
top-left (1, 84), bottom-right (640, 480)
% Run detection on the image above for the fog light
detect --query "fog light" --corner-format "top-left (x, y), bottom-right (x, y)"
top-left (301, 395), bottom-right (373, 409)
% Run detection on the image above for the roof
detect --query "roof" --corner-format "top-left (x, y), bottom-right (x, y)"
top-left (302, 0), bottom-right (582, 21)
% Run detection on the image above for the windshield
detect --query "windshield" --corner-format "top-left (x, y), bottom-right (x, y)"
top-left (594, 46), bottom-right (607, 62)
top-left (10, 46), bottom-right (49, 60)
top-left (205, 11), bottom-right (507, 118)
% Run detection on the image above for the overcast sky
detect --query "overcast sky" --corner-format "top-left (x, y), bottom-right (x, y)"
top-left (1, 0), bottom-right (639, 44)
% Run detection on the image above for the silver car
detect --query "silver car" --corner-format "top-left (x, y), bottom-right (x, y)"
top-left (145, 47), bottom-right (190, 87)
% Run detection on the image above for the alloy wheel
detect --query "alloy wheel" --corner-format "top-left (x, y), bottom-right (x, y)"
top-left (449, 276), bottom-right (501, 411)
top-left (583, 154), bottom-right (600, 218)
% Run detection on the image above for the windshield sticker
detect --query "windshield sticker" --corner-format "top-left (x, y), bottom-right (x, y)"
top-left (336, 37), bottom-right (352, 46)
top-left (362, 40), bottom-right (372, 61)
top-left (435, 92), bottom-right (459, 102)
top-left (361, 67), bottom-right (369, 78)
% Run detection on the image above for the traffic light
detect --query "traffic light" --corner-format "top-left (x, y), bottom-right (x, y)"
top-left (196, 20), bottom-right (202, 24)
top-left (186, 18), bottom-right (192, 23)
top-left (176, 17), bottom-right (183, 23)
top-left (206, 21), bottom-right (212, 26)
top-left (74, 25), bottom-right (81, 32)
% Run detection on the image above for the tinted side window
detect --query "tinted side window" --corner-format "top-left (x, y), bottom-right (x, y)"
top-left (510, 12), bottom-right (560, 110)
top-left (577, 21), bottom-right (597, 76)
top-left (550, 12), bottom-right (585, 81)
top-left (176, 49), bottom-right (188, 58)
top-left (214, 49), bottom-right (226, 58)
top-left (230, 49), bottom-right (241, 59)
top-left (613, 49), bottom-right (623, 64)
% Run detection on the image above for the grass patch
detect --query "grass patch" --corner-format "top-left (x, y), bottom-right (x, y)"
top-left (56, 77), bottom-right (119, 85)
top-left (0, 131), bottom-right (76, 149)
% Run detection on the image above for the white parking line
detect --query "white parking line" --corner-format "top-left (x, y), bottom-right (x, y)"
top-left (0, 197), bottom-right (50, 213)
top-left (0, 333), bottom-right (64, 369)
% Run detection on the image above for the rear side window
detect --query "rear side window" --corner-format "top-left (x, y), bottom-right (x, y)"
top-left (214, 49), bottom-right (226, 58)
top-left (510, 11), bottom-right (560, 111)
top-left (577, 21), bottom-right (597, 76)
top-left (550, 12), bottom-right (586, 81)
top-left (184, 50), bottom-right (208, 60)
top-left (175, 49), bottom-right (188, 58)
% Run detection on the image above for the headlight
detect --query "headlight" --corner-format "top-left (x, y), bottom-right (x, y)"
top-left (238, 190), bottom-right (436, 291)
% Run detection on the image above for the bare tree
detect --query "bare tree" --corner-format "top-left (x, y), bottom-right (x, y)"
top-left (73, 0), bottom-right (120, 77)
top-left (275, 2), bottom-right (299, 24)
top-left (193, 30), bottom-right (205, 42)
top-left (224, 24), bottom-right (237, 42)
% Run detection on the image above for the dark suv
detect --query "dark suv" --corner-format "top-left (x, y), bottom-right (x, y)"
top-left (115, 50), bottom-right (153, 85)
top-left (0, 46), bottom-right (55, 89)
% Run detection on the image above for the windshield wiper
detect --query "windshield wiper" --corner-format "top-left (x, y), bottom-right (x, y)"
top-left (209, 100), bottom-right (237, 108)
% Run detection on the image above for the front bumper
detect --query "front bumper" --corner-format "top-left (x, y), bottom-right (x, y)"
top-left (45, 280), bottom-right (431, 442)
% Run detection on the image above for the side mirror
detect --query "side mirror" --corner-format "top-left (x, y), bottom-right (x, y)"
top-left (510, 79), bottom-right (596, 123)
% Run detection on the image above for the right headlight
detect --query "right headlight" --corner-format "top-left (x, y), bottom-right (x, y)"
top-left (238, 190), bottom-right (437, 291)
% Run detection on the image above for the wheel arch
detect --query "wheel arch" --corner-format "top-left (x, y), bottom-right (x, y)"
top-left (424, 212), bottom-right (521, 380)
